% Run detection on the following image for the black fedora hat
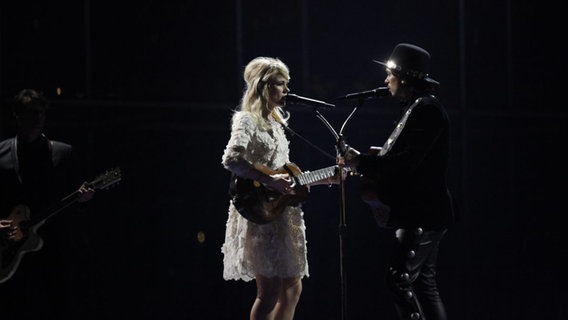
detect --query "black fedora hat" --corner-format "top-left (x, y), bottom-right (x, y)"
top-left (373, 43), bottom-right (439, 85)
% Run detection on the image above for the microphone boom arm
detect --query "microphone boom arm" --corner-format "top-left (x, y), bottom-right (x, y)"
top-left (314, 108), bottom-right (339, 140)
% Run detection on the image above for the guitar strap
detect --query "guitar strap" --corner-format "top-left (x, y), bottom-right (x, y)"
top-left (10, 137), bottom-right (20, 183)
top-left (379, 97), bottom-right (423, 156)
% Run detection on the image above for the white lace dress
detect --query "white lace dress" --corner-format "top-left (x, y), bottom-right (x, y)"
top-left (221, 111), bottom-right (309, 281)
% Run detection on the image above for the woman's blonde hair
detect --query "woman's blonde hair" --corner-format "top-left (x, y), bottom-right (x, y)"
top-left (239, 56), bottom-right (290, 129)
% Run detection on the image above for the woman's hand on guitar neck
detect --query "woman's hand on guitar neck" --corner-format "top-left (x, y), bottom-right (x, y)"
top-left (301, 166), bottom-right (350, 187)
top-left (322, 167), bottom-right (350, 186)
top-left (337, 146), bottom-right (361, 168)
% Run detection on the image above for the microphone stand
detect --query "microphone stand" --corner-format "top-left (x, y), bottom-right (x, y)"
top-left (294, 102), bottom-right (364, 320)
top-left (334, 98), bottom-right (366, 320)
top-left (311, 109), bottom-right (350, 320)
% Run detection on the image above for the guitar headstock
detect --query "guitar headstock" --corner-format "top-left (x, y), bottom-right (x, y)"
top-left (90, 167), bottom-right (122, 190)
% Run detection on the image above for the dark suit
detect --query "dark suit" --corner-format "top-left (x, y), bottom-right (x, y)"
top-left (355, 94), bottom-right (456, 320)
top-left (0, 134), bottom-right (83, 319)
top-left (0, 135), bottom-right (73, 217)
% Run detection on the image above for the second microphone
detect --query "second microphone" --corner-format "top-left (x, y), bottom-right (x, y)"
top-left (336, 87), bottom-right (391, 101)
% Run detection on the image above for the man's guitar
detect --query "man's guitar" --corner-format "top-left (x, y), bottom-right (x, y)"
top-left (231, 163), bottom-right (339, 224)
top-left (0, 167), bottom-right (122, 284)
top-left (360, 147), bottom-right (391, 227)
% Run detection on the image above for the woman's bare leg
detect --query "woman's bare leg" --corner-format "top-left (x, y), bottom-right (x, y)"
top-left (251, 276), bottom-right (282, 320)
top-left (273, 277), bottom-right (302, 320)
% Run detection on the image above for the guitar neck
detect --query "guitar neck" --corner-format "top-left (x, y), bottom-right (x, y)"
top-left (30, 167), bottom-right (121, 225)
top-left (295, 165), bottom-right (337, 186)
top-left (31, 191), bottom-right (81, 225)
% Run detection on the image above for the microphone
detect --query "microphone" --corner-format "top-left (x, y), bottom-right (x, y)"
top-left (286, 94), bottom-right (335, 109)
top-left (336, 87), bottom-right (391, 101)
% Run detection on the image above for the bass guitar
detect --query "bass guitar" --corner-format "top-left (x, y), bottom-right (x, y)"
top-left (360, 147), bottom-right (391, 227)
top-left (0, 167), bottom-right (122, 284)
top-left (231, 163), bottom-right (339, 224)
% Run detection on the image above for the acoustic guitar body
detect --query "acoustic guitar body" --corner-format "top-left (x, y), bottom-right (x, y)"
top-left (360, 147), bottom-right (391, 227)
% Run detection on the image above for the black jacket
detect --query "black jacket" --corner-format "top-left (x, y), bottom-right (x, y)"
top-left (356, 95), bottom-right (456, 229)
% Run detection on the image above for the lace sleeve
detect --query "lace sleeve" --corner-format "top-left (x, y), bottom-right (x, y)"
top-left (221, 112), bottom-right (260, 179)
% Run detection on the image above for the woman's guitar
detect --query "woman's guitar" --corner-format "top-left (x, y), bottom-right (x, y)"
top-left (0, 167), bottom-right (122, 284)
top-left (231, 163), bottom-right (339, 224)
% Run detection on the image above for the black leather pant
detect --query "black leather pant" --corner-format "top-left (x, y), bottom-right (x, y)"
top-left (386, 228), bottom-right (448, 320)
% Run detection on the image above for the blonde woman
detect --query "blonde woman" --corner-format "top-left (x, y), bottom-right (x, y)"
top-left (221, 56), bottom-right (336, 319)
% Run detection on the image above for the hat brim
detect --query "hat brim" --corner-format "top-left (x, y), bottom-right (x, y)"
top-left (372, 60), bottom-right (439, 85)
top-left (372, 59), bottom-right (388, 67)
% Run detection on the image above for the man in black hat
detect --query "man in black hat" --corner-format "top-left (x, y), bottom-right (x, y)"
top-left (338, 43), bottom-right (456, 320)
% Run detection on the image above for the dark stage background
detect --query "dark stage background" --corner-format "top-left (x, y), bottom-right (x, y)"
top-left (1, 1), bottom-right (566, 319)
